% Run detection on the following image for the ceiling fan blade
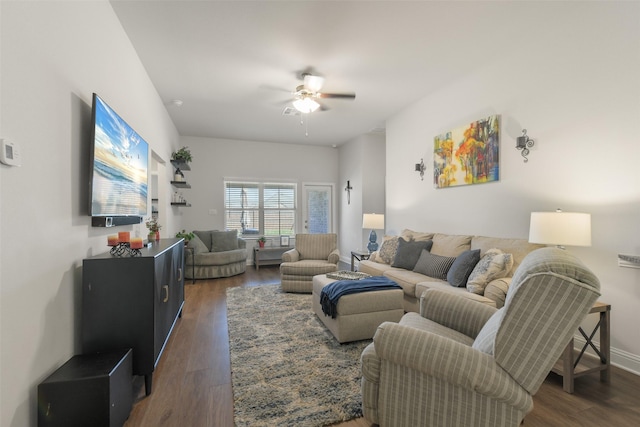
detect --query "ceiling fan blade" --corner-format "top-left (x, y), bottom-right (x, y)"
top-left (317, 92), bottom-right (356, 100)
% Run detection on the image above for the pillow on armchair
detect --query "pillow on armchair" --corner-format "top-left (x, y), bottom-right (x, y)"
top-left (187, 233), bottom-right (209, 255)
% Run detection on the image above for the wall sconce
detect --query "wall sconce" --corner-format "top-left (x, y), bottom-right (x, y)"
top-left (516, 129), bottom-right (535, 162)
top-left (415, 158), bottom-right (426, 180)
top-left (344, 180), bottom-right (353, 205)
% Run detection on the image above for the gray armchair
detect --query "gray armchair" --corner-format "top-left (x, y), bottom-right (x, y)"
top-left (361, 247), bottom-right (600, 426)
top-left (280, 233), bottom-right (340, 293)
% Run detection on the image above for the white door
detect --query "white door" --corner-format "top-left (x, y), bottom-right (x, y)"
top-left (302, 184), bottom-right (333, 233)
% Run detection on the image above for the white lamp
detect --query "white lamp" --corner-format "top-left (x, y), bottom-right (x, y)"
top-left (363, 213), bottom-right (385, 252)
top-left (529, 209), bottom-right (591, 249)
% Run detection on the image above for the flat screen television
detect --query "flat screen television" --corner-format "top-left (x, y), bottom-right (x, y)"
top-left (89, 93), bottom-right (148, 227)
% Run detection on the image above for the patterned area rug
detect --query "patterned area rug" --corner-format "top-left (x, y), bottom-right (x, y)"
top-left (227, 284), bottom-right (370, 427)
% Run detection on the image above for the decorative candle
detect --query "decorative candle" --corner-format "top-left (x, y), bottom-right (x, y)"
top-left (130, 237), bottom-right (144, 249)
top-left (107, 235), bottom-right (119, 246)
top-left (118, 231), bottom-right (130, 243)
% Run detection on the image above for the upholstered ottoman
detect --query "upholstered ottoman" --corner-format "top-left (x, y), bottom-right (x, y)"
top-left (312, 274), bottom-right (404, 343)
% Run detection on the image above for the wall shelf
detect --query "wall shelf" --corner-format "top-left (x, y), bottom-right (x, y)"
top-left (170, 181), bottom-right (191, 189)
top-left (170, 159), bottom-right (191, 171)
top-left (171, 202), bottom-right (191, 207)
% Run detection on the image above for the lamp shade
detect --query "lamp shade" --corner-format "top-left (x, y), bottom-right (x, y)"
top-left (529, 211), bottom-right (591, 247)
top-left (362, 213), bottom-right (384, 230)
top-left (293, 98), bottom-right (320, 113)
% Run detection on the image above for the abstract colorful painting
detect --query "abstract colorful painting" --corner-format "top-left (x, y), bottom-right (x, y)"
top-left (433, 115), bottom-right (500, 188)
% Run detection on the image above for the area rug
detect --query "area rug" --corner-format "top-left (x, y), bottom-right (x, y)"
top-left (227, 284), bottom-right (370, 427)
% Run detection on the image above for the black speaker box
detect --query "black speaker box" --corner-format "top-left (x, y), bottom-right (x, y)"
top-left (92, 216), bottom-right (142, 227)
top-left (38, 349), bottom-right (133, 427)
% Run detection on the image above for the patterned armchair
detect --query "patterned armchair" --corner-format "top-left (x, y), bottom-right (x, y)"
top-left (361, 247), bottom-right (600, 426)
top-left (280, 233), bottom-right (340, 293)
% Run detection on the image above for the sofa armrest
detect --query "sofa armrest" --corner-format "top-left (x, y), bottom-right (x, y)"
top-left (373, 322), bottom-right (531, 411)
top-left (327, 248), bottom-right (340, 265)
top-left (484, 277), bottom-right (511, 309)
top-left (282, 248), bottom-right (300, 262)
top-left (420, 289), bottom-right (497, 339)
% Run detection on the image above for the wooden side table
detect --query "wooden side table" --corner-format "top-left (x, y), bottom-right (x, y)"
top-left (551, 301), bottom-right (611, 393)
top-left (350, 250), bottom-right (371, 271)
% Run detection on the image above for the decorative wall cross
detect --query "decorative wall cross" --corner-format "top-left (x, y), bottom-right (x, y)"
top-left (345, 180), bottom-right (353, 205)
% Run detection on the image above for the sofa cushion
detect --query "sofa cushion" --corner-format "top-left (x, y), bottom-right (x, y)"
top-left (193, 230), bottom-right (213, 251)
top-left (188, 233), bottom-right (209, 255)
top-left (391, 238), bottom-right (433, 270)
top-left (359, 260), bottom-right (396, 277)
top-left (295, 233), bottom-right (337, 260)
top-left (416, 282), bottom-right (497, 307)
top-left (378, 236), bottom-right (400, 264)
top-left (401, 229), bottom-right (436, 242)
top-left (413, 250), bottom-right (456, 280)
top-left (211, 230), bottom-right (239, 252)
top-left (193, 248), bottom-right (247, 266)
top-left (431, 234), bottom-right (472, 257)
top-left (384, 269), bottom-right (434, 298)
top-left (467, 249), bottom-right (513, 295)
top-left (447, 249), bottom-right (481, 287)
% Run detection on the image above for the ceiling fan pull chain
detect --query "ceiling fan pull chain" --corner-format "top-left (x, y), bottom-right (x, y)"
top-left (305, 113), bottom-right (309, 137)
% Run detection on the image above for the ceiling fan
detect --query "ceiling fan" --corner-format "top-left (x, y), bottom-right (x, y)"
top-left (291, 73), bottom-right (356, 114)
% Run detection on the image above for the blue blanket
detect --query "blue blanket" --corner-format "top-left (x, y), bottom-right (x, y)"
top-left (320, 276), bottom-right (402, 319)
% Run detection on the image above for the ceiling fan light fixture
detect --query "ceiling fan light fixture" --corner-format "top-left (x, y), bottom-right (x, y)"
top-left (293, 97), bottom-right (320, 114)
top-left (303, 74), bottom-right (325, 92)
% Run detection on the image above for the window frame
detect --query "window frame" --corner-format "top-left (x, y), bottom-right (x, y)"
top-left (224, 180), bottom-right (297, 238)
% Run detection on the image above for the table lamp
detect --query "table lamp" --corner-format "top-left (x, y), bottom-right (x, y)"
top-left (363, 213), bottom-right (385, 252)
top-left (528, 209), bottom-right (591, 249)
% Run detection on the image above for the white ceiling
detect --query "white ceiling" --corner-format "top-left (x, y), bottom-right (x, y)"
top-left (110, 0), bottom-right (525, 146)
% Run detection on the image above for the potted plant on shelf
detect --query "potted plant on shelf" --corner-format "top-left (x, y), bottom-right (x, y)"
top-left (145, 217), bottom-right (162, 241)
top-left (171, 146), bottom-right (192, 165)
top-left (175, 230), bottom-right (195, 245)
top-left (257, 236), bottom-right (267, 248)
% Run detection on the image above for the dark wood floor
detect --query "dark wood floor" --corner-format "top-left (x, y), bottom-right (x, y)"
top-left (124, 266), bottom-right (640, 427)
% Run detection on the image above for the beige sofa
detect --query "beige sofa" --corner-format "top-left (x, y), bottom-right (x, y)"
top-left (185, 230), bottom-right (247, 279)
top-left (358, 229), bottom-right (544, 312)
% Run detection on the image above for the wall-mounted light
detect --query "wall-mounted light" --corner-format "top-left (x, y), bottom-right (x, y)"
top-left (516, 129), bottom-right (535, 162)
top-left (345, 180), bottom-right (353, 205)
top-left (415, 158), bottom-right (426, 180)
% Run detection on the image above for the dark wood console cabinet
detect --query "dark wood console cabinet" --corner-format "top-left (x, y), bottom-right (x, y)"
top-left (81, 238), bottom-right (185, 395)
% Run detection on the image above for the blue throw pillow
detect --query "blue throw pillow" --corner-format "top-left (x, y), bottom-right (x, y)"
top-left (447, 249), bottom-right (481, 287)
top-left (391, 238), bottom-right (433, 270)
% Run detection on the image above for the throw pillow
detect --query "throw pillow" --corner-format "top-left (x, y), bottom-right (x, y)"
top-left (378, 236), bottom-right (400, 264)
top-left (446, 249), bottom-right (481, 287)
top-left (391, 238), bottom-right (433, 270)
top-left (210, 230), bottom-right (239, 252)
top-left (413, 250), bottom-right (456, 280)
top-left (472, 307), bottom-right (505, 355)
top-left (467, 249), bottom-right (514, 295)
top-left (187, 233), bottom-right (209, 255)
top-left (193, 230), bottom-right (213, 251)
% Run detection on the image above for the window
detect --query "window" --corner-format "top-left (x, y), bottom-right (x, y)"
top-left (224, 181), bottom-right (296, 237)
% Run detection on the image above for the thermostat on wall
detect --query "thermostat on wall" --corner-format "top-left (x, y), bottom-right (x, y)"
top-left (0, 139), bottom-right (21, 166)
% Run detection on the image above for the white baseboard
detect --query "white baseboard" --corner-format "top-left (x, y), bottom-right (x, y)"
top-left (573, 335), bottom-right (640, 376)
